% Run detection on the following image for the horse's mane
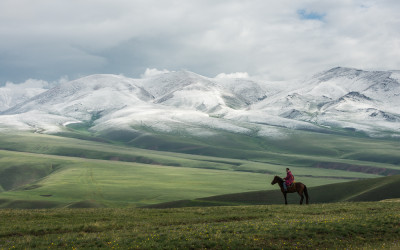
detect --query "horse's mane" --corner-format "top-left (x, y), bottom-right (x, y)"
top-left (274, 175), bottom-right (284, 182)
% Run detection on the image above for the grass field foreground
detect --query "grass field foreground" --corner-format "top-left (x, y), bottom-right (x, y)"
top-left (0, 202), bottom-right (399, 249)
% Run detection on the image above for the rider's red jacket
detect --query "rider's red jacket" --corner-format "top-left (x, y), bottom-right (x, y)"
top-left (284, 171), bottom-right (294, 185)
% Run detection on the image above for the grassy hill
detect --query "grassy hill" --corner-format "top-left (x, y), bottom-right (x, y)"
top-left (0, 130), bottom-right (399, 208)
top-left (146, 175), bottom-right (400, 208)
top-left (0, 202), bottom-right (399, 249)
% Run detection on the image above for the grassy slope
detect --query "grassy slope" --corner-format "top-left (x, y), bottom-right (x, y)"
top-left (2, 131), bottom-right (399, 176)
top-left (65, 123), bottom-right (400, 167)
top-left (0, 202), bottom-right (399, 249)
top-left (0, 150), bottom-right (272, 208)
top-left (128, 126), bottom-right (400, 164)
top-left (0, 148), bottom-right (364, 209)
top-left (147, 175), bottom-right (400, 208)
top-left (0, 129), bottom-right (399, 208)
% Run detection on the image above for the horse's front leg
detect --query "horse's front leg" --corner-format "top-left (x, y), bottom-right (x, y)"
top-left (283, 192), bottom-right (288, 205)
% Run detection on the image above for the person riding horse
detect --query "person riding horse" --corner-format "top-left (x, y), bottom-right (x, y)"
top-left (283, 168), bottom-right (294, 192)
top-left (271, 170), bottom-right (309, 205)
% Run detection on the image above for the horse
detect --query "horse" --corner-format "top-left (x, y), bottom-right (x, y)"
top-left (271, 175), bottom-right (309, 205)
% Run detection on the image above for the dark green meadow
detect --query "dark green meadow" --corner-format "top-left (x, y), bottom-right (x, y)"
top-left (1, 202), bottom-right (399, 249)
top-left (146, 174), bottom-right (400, 208)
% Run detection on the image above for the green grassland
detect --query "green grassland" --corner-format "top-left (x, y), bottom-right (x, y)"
top-left (0, 202), bottom-right (399, 249)
top-left (0, 127), bottom-right (400, 249)
top-left (0, 148), bottom-right (366, 209)
top-left (0, 127), bottom-right (399, 208)
top-left (0, 150), bottom-right (267, 208)
top-left (147, 175), bottom-right (400, 208)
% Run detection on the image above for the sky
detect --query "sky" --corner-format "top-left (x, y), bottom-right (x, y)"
top-left (1, 0), bottom-right (400, 85)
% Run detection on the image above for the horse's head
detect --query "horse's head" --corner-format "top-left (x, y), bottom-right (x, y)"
top-left (271, 175), bottom-right (281, 185)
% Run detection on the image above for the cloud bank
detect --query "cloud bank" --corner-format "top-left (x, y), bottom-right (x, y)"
top-left (1, 0), bottom-right (399, 83)
top-left (141, 68), bottom-right (171, 78)
top-left (216, 72), bottom-right (249, 79)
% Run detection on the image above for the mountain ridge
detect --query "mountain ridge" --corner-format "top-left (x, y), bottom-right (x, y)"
top-left (1, 67), bottom-right (399, 138)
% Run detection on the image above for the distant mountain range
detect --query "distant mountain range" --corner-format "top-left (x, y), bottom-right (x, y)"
top-left (1, 67), bottom-right (399, 138)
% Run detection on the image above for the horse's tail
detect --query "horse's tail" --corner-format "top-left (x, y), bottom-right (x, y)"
top-left (304, 185), bottom-right (309, 204)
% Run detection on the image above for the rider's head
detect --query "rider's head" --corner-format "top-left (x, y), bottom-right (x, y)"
top-left (286, 168), bottom-right (290, 172)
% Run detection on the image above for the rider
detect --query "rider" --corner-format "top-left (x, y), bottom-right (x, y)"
top-left (283, 168), bottom-right (294, 192)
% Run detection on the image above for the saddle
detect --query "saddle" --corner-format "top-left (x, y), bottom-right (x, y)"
top-left (287, 181), bottom-right (296, 191)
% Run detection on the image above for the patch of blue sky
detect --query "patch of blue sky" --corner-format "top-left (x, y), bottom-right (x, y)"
top-left (297, 9), bottom-right (326, 21)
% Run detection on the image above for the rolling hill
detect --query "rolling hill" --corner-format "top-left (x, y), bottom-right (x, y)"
top-left (145, 174), bottom-right (400, 208)
top-left (0, 131), bottom-right (399, 208)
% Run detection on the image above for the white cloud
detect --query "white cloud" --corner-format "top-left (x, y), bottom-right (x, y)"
top-left (216, 72), bottom-right (249, 79)
top-left (0, 79), bottom-right (48, 111)
top-left (141, 68), bottom-right (171, 78)
top-left (4, 76), bottom-right (69, 89)
top-left (0, 0), bottom-right (399, 82)
top-left (5, 79), bottom-right (50, 90)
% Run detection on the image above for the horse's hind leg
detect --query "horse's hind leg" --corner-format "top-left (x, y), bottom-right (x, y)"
top-left (298, 191), bottom-right (304, 205)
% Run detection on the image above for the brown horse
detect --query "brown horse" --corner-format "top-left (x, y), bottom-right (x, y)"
top-left (271, 176), bottom-right (309, 205)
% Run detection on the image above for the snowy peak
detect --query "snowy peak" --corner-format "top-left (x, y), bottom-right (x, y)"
top-left (139, 71), bottom-right (214, 99)
top-left (138, 70), bottom-right (268, 112)
top-left (217, 78), bottom-right (267, 107)
top-left (319, 91), bottom-right (375, 113)
top-left (314, 67), bottom-right (394, 84)
top-left (315, 67), bottom-right (369, 81)
top-left (367, 109), bottom-right (400, 122)
top-left (339, 91), bottom-right (372, 102)
top-left (48, 74), bottom-right (153, 103)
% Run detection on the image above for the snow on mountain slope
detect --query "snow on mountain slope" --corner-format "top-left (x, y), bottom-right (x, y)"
top-left (154, 81), bottom-right (226, 112)
top-left (0, 71), bottom-right (267, 135)
top-left (249, 67), bottom-right (400, 136)
top-left (90, 71), bottom-right (269, 135)
top-left (92, 105), bottom-right (252, 137)
top-left (307, 68), bottom-right (400, 130)
top-left (363, 73), bottom-right (400, 114)
top-left (138, 71), bottom-right (213, 98)
top-left (0, 111), bottom-right (80, 133)
top-left (3, 74), bottom-right (153, 120)
top-left (306, 67), bottom-right (400, 104)
top-left (0, 67), bottom-right (399, 137)
top-left (214, 78), bottom-right (269, 107)
top-left (320, 92), bottom-right (375, 113)
top-left (136, 71), bottom-right (226, 112)
top-left (137, 71), bottom-right (268, 112)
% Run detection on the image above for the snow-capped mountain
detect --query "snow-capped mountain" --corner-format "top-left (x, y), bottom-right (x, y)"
top-left (4, 74), bottom-right (153, 120)
top-left (247, 67), bottom-right (400, 136)
top-left (0, 67), bottom-right (399, 138)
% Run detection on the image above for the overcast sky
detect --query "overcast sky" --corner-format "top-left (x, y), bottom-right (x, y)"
top-left (1, 0), bottom-right (400, 84)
